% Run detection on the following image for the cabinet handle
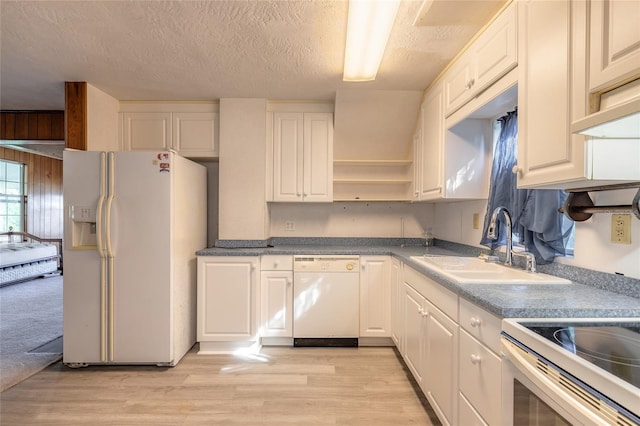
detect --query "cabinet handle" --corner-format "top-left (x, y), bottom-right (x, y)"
top-left (418, 307), bottom-right (429, 317)
top-left (470, 317), bottom-right (482, 328)
top-left (466, 79), bottom-right (475, 89)
top-left (512, 166), bottom-right (522, 177)
top-left (470, 354), bottom-right (481, 365)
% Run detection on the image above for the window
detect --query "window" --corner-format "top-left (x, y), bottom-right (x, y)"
top-left (480, 110), bottom-right (574, 263)
top-left (0, 159), bottom-right (26, 233)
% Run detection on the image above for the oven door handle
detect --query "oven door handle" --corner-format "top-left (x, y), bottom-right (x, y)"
top-left (501, 338), bottom-right (609, 425)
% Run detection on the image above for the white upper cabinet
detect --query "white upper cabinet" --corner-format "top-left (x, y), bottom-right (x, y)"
top-left (122, 112), bottom-right (172, 151)
top-left (270, 111), bottom-right (333, 202)
top-left (415, 82), bottom-right (445, 201)
top-left (516, 0), bottom-right (587, 188)
top-left (414, 74), bottom-right (499, 202)
top-left (172, 112), bottom-right (219, 158)
top-left (588, 0), bottom-right (640, 93)
top-left (517, 0), bottom-right (640, 189)
top-left (444, 2), bottom-right (517, 116)
top-left (120, 103), bottom-right (219, 158)
top-left (414, 2), bottom-right (516, 202)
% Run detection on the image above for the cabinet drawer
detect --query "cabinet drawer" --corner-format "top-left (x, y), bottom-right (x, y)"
top-left (459, 298), bottom-right (502, 353)
top-left (261, 255), bottom-right (293, 271)
top-left (459, 329), bottom-right (502, 426)
top-left (403, 265), bottom-right (457, 321)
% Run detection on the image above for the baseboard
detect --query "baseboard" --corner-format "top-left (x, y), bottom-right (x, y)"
top-left (358, 337), bottom-right (394, 347)
top-left (197, 340), bottom-right (262, 355)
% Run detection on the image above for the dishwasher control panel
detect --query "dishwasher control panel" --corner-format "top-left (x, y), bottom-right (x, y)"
top-left (293, 255), bottom-right (360, 273)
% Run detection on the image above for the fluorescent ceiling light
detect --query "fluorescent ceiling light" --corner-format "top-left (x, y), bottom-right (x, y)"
top-left (343, 0), bottom-right (401, 82)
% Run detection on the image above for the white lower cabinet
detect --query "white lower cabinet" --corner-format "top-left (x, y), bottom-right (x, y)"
top-left (458, 298), bottom-right (504, 426)
top-left (402, 265), bottom-right (459, 426)
top-left (359, 256), bottom-right (391, 338)
top-left (458, 392), bottom-right (489, 426)
top-left (403, 283), bottom-right (426, 385)
top-left (394, 264), bottom-right (506, 426)
top-left (196, 256), bottom-right (259, 353)
top-left (260, 256), bottom-right (293, 341)
top-left (424, 298), bottom-right (459, 426)
top-left (390, 258), bottom-right (403, 349)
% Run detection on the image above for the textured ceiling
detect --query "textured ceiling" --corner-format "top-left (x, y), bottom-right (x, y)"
top-left (0, 0), bottom-right (506, 110)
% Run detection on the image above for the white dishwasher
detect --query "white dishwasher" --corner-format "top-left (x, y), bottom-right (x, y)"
top-left (293, 255), bottom-right (360, 347)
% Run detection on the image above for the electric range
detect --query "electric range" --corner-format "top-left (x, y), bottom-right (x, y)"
top-left (502, 318), bottom-right (640, 424)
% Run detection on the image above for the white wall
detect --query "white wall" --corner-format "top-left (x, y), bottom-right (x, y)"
top-left (270, 202), bottom-right (435, 238)
top-left (218, 98), bottom-right (269, 240)
top-left (434, 189), bottom-right (640, 279)
top-left (434, 199), bottom-right (489, 247)
top-left (86, 83), bottom-right (120, 151)
top-left (195, 159), bottom-right (219, 247)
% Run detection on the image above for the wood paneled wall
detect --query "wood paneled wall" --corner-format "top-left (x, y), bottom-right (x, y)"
top-left (0, 147), bottom-right (63, 240)
top-left (1, 111), bottom-right (65, 140)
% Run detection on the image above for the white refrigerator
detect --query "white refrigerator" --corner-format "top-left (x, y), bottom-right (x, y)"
top-left (62, 150), bottom-right (206, 367)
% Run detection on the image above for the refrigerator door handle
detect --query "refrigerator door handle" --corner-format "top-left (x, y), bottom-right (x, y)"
top-left (97, 152), bottom-right (108, 362)
top-left (106, 152), bottom-right (116, 361)
top-left (105, 152), bottom-right (116, 259)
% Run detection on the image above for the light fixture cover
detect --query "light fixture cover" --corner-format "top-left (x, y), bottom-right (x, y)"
top-left (343, 0), bottom-right (401, 82)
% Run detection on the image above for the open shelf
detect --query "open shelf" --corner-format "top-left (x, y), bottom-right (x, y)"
top-left (333, 160), bottom-right (413, 201)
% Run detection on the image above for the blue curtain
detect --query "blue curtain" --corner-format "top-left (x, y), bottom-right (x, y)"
top-left (480, 110), bottom-right (574, 264)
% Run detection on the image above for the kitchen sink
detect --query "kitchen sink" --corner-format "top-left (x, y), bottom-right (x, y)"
top-left (409, 255), bottom-right (571, 284)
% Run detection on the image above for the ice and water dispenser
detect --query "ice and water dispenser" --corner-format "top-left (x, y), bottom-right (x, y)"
top-left (69, 205), bottom-right (97, 248)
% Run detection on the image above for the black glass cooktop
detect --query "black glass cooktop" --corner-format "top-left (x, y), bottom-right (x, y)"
top-left (526, 323), bottom-right (640, 388)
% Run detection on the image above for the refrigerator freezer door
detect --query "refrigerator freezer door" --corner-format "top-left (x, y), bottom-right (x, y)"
top-left (63, 150), bottom-right (106, 364)
top-left (109, 151), bottom-right (173, 363)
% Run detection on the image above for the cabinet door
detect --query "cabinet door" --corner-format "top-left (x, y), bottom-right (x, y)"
top-left (302, 113), bottom-right (333, 202)
top-left (359, 256), bottom-right (391, 337)
top-left (390, 258), bottom-right (403, 348)
top-left (444, 52), bottom-right (475, 116)
top-left (459, 329), bottom-right (502, 426)
top-left (516, 0), bottom-right (589, 187)
top-left (273, 112), bottom-right (304, 201)
top-left (412, 129), bottom-right (422, 201)
top-left (122, 112), bottom-right (172, 151)
top-left (473, 1), bottom-right (517, 95)
top-left (424, 300), bottom-right (459, 426)
top-left (403, 284), bottom-right (426, 385)
top-left (444, 2), bottom-right (517, 116)
top-left (260, 270), bottom-right (293, 337)
top-left (197, 257), bottom-right (259, 342)
top-left (419, 83), bottom-right (444, 200)
top-left (173, 112), bottom-right (219, 158)
top-left (589, 0), bottom-right (640, 93)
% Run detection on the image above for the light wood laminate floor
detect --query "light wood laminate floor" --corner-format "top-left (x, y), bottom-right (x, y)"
top-left (0, 346), bottom-right (440, 425)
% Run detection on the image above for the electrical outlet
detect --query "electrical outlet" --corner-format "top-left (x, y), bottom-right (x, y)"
top-left (284, 221), bottom-right (296, 231)
top-left (472, 213), bottom-right (480, 230)
top-left (611, 214), bottom-right (631, 244)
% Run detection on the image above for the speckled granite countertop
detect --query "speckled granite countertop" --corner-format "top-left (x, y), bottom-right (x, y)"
top-left (197, 239), bottom-right (640, 319)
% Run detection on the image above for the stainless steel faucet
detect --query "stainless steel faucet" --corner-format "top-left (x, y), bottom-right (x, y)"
top-left (487, 206), bottom-right (537, 272)
top-left (487, 206), bottom-right (513, 266)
